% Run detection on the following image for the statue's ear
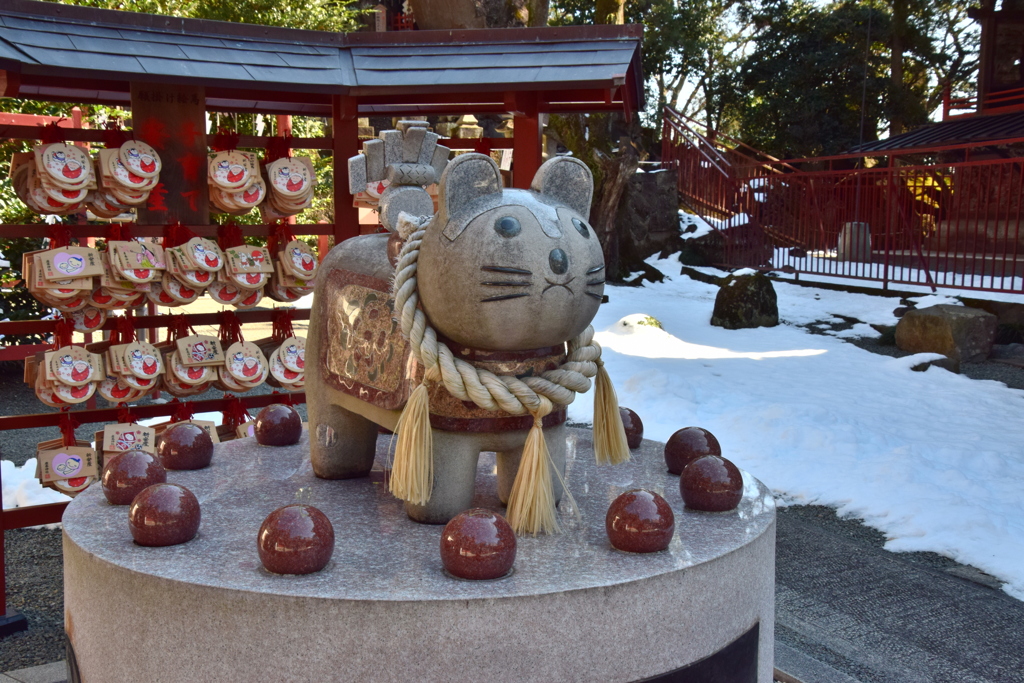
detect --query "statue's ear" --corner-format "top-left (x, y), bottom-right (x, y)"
top-left (436, 153), bottom-right (502, 226)
top-left (530, 156), bottom-right (593, 221)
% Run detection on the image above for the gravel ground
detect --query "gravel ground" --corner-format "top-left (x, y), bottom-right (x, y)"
top-left (0, 364), bottom-right (307, 670)
top-left (0, 306), bottom-right (1019, 670)
top-left (0, 528), bottom-right (64, 671)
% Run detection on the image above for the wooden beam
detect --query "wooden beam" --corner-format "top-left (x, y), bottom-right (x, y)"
top-left (0, 392), bottom-right (306, 432)
top-left (332, 94), bottom-right (361, 245)
top-left (2, 503), bottom-right (67, 531)
top-left (0, 70), bottom-right (19, 98)
top-left (0, 223), bottom-right (335, 239)
top-left (0, 307), bottom-right (310, 337)
top-left (0, 123), bottom-right (330, 149)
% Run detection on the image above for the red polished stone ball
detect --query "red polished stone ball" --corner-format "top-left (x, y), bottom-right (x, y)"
top-left (101, 451), bottom-right (166, 506)
top-left (255, 403), bottom-right (302, 446)
top-left (157, 423), bottom-right (213, 471)
top-left (128, 484), bottom-right (201, 547)
top-left (619, 407), bottom-right (644, 449)
top-left (440, 509), bottom-right (516, 580)
top-left (664, 426), bottom-right (722, 475)
top-left (606, 489), bottom-right (675, 553)
top-left (680, 455), bottom-right (744, 512)
top-left (257, 505), bottom-right (335, 575)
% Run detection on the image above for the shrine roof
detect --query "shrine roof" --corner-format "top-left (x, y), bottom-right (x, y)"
top-left (0, 1), bottom-right (643, 115)
top-left (851, 110), bottom-right (1024, 154)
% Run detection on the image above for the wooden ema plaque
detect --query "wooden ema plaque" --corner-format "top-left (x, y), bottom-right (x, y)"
top-left (130, 82), bottom-right (208, 225)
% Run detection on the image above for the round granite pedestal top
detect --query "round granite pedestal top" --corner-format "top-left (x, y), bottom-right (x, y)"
top-left (63, 428), bottom-right (775, 601)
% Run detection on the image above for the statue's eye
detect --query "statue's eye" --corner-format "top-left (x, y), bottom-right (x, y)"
top-left (494, 216), bottom-right (521, 238)
top-left (572, 217), bottom-right (590, 238)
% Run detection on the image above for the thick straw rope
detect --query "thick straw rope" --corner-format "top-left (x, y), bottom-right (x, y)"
top-left (393, 214), bottom-right (604, 415)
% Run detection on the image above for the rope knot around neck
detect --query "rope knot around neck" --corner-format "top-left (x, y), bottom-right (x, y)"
top-left (388, 211), bottom-right (630, 534)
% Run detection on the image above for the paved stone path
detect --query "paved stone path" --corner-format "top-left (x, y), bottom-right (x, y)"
top-left (775, 507), bottom-right (1024, 683)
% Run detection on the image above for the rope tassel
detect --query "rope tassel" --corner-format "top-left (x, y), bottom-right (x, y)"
top-left (593, 355), bottom-right (631, 466)
top-left (506, 398), bottom-right (560, 536)
top-left (390, 364), bottom-right (440, 505)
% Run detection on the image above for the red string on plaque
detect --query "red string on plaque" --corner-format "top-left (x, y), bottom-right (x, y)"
top-left (58, 409), bottom-right (80, 447)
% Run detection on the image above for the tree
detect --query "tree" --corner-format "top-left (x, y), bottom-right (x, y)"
top-left (551, 0), bottom-right (739, 129)
top-left (51, 0), bottom-right (364, 32)
top-left (735, 0), bottom-right (978, 157)
top-left (736, 0), bottom-right (889, 157)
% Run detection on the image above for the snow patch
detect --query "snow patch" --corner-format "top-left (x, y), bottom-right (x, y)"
top-left (575, 258), bottom-right (1024, 600)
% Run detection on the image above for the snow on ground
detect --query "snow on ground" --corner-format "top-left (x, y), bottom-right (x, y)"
top-left (1, 460), bottom-right (70, 528)
top-left (566, 254), bottom-right (1024, 600)
top-left (4, 257), bottom-right (1023, 599)
top-left (679, 211), bottom-right (714, 239)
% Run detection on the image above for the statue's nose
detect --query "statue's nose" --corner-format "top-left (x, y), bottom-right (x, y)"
top-left (549, 248), bottom-right (568, 275)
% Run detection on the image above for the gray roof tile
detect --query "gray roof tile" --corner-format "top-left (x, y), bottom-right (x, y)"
top-left (134, 55), bottom-right (254, 80)
top-left (242, 64), bottom-right (347, 85)
top-left (353, 41), bottom-right (634, 57)
top-left (116, 29), bottom-right (232, 48)
top-left (0, 0), bottom-right (642, 105)
top-left (179, 44), bottom-right (288, 66)
top-left (17, 44), bottom-right (143, 72)
top-left (68, 35), bottom-right (189, 59)
top-left (6, 27), bottom-right (75, 50)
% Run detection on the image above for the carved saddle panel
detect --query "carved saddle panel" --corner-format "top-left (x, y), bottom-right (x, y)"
top-left (319, 267), bottom-right (568, 432)
top-left (320, 268), bottom-right (416, 410)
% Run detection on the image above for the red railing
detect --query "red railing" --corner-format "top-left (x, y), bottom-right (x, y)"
top-left (942, 84), bottom-right (1024, 120)
top-left (663, 106), bottom-right (1024, 293)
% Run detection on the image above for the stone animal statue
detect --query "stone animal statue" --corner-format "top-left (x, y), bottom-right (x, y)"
top-left (307, 125), bottom-right (628, 534)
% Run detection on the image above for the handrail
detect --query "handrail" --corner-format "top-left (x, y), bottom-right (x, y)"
top-left (664, 107), bottom-right (799, 174)
top-left (663, 116), bottom-right (732, 179)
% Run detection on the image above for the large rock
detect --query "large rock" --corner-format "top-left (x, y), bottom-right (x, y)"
top-left (616, 169), bottom-right (680, 258)
top-left (895, 304), bottom-right (997, 362)
top-left (678, 229), bottom-right (725, 267)
top-left (710, 271), bottom-right (779, 329)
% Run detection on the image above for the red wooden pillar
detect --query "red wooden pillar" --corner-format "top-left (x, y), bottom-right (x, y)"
top-left (332, 95), bottom-right (361, 245)
top-left (276, 115), bottom-right (297, 228)
top-left (510, 91), bottom-right (543, 189)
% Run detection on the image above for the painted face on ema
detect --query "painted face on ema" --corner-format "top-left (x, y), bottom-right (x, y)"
top-left (57, 256), bottom-right (84, 274)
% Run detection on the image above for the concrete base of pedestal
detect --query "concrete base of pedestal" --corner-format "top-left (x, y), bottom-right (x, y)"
top-left (63, 429), bottom-right (775, 682)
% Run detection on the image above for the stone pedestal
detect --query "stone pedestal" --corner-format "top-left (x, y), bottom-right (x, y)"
top-left (63, 429), bottom-right (776, 682)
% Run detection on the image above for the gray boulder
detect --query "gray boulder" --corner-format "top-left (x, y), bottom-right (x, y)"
top-left (711, 272), bottom-right (779, 329)
top-left (895, 304), bottom-right (997, 362)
